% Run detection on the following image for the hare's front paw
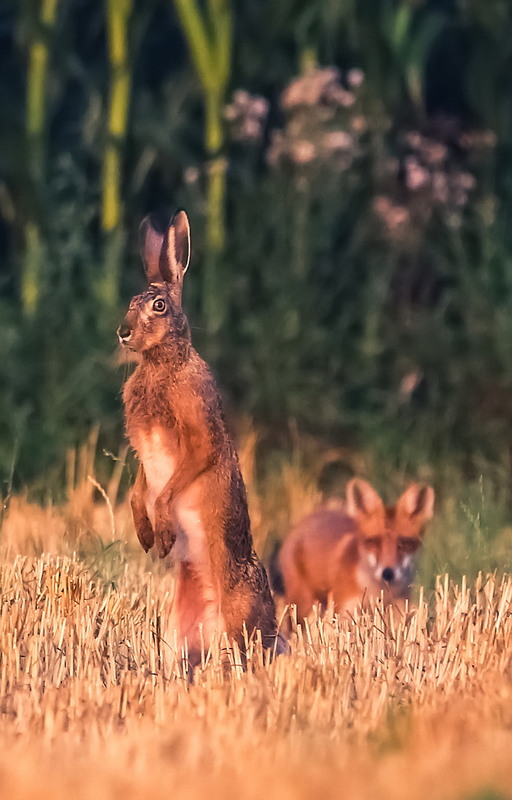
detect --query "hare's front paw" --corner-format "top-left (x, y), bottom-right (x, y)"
top-left (133, 511), bottom-right (155, 552)
top-left (155, 527), bottom-right (177, 559)
top-left (137, 524), bottom-right (155, 552)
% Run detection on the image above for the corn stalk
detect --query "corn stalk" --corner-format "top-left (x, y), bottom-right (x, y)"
top-left (173, 0), bottom-right (233, 332)
top-left (23, 0), bottom-right (59, 316)
top-left (98, 0), bottom-right (134, 310)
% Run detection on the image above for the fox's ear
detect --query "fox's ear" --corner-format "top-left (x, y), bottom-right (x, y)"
top-left (397, 484), bottom-right (435, 522)
top-left (346, 479), bottom-right (384, 518)
top-left (159, 209), bottom-right (191, 295)
top-left (139, 214), bottom-right (167, 284)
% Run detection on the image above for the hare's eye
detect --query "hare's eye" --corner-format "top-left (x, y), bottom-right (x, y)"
top-left (152, 298), bottom-right (166, 313)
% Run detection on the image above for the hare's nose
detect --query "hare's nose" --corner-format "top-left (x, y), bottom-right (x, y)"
top-left (117, 322), bottom-right (132, 342)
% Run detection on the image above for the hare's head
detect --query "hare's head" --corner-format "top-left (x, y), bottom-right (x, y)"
top-left (118, 210), bottom-right (191, 354)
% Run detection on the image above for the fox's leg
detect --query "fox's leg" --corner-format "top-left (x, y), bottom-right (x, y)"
top-left (332, 579), bottom-right (366, 614)
top-left (131, 467), bottom-right (155, 552)
top-left (281, 553), bottom-right (316, 622)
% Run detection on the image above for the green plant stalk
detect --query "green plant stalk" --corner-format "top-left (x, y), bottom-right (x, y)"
top-left (299, 46), bottom-right (317, 74)
top-left (203, 154), bottom-right (227, 332)
top-left (206, 154), bottom-right (226, 254)
top-left (173, 0), bottom-right (213, 87)
top-left (202, 83), bottom-right (229, 333)
top-left (173, 0), bottom-right (232, 332)
top-left (99, 0), bottom-right (133, 309)
top-left (23, 0), bottom-right (59, 316)
top-left (22, 222), bottom-right (44, 315)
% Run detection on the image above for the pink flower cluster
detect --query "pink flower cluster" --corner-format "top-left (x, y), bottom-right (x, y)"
top-left (403, 132), bottom-right (475, 209)
top-left (224, 89), bottom-right (269, 143)
top-left (267, 67), bottom-right (366, 169)
top-left (281, 67), bottom-right (358, 110)
top-left (374, 123), bottom-right (495, 241)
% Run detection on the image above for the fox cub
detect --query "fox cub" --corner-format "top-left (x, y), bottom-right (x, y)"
top-left (279, 478), bottom-right (434, 618)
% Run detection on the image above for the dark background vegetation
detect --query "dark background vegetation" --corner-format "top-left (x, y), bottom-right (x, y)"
top-left (1, 0), bottom-right (512, 519)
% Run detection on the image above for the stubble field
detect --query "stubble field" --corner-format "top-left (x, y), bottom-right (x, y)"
top-left (1, 435), bottom-right (512, 800)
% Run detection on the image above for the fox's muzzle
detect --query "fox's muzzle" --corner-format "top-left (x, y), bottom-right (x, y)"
top-left (381, 567), bottom-right (395, 584)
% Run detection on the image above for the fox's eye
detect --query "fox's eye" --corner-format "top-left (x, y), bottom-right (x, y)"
top-left (399, 538), bottom-right (419, 554)
top-left (364, 537), bottom-right (380, 550)
top-left (152, 298), bottom-right (166, 313)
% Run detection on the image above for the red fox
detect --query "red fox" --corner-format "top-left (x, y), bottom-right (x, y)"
top-left (279, 479), bottom-right (434, 618)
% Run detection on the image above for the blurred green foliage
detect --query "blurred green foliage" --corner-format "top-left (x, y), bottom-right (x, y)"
top-left (1, 0), bottom-right (512, 506)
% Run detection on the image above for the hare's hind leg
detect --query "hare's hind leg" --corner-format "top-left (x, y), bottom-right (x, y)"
top-left (131, 467), bottom-right (155, 552)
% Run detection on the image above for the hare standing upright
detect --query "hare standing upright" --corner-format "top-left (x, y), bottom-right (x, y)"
top-left (118, 210), bottom-right (280, 665)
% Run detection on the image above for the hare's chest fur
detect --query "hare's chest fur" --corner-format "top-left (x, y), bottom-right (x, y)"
top-left (134, 426), bottom-right (208, 567)
top-left (134, 427), bottom-right (176, 525)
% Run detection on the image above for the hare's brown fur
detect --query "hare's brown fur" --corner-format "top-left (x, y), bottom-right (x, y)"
top-left (119, 212), bottom-right (279, 664)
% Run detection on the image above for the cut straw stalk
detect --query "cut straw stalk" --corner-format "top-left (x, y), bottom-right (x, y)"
top-left (2, 496), bottom-right (512, 798)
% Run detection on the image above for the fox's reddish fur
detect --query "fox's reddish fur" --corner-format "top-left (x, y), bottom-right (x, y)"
top-left (279, 479), bottom-right (434, 618)
top-left (119, 211), bottom-right (279, 665)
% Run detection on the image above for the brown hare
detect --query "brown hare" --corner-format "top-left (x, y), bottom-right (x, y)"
top-left (279, 478), bottom-right (434, 619)
top-left (118, 210), bottom-right (281, 666)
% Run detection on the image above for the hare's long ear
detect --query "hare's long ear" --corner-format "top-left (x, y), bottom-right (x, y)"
top-left (139, 215), bottom-right (166, 284)
top-left (159, 210), bottom-right (191, 299)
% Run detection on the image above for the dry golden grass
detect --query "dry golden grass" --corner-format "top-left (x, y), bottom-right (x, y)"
top-left (1, 441), bottom-right (512, 800)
